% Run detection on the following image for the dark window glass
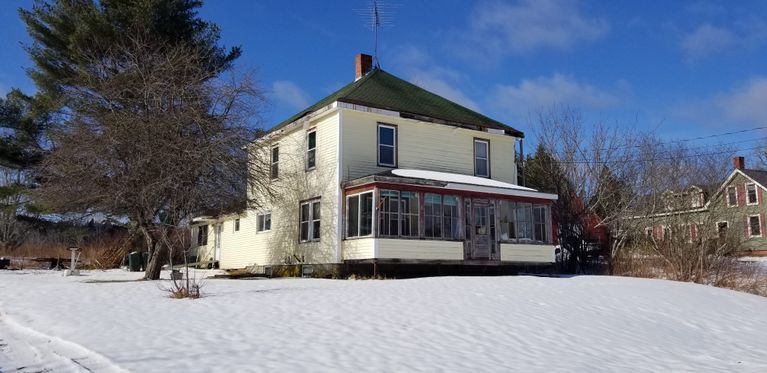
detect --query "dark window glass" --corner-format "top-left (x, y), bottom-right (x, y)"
top-left (307, 131), bottom-right (316, 169)
top-left (360, 192), bottom-right (373, 236)
top-left (271, 146), bottom-right (279, 179)
top-left (750, 216), bottom-right (761, 236)
top-left (378, 125), bottom-right (396, 166)
top-left (347, 195), bottom-right (359, 237)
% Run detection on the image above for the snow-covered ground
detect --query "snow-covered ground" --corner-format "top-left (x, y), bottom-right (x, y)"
top-left (1, 270), bottom-right (766, 372)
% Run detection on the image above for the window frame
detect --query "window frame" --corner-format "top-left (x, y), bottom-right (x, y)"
top-left (746, 183), bottom-right (758, 205)
top-left (473, 138), bottom-right (490, 178)
top-left (270, 145), bottom-right (280, 180)
top-left (716, 221), bottom-right (729, 239)
top-left (234, 218), bottom-right (240, 233)
top-left (346, 191), bottom-right (374, 238)
top-left (377, 189), bottom-right (419, 238)
top-left (256, 212), bottom-right (272, 233)
top-left (726, 186), bottom-right (737, 207)
top-left (748, 214), bottom-right (762, 238)
top-left (299, 198), bottom-right (321, 243)
top-left (377, 123), bottom-right (398, 168)
top-left (644, 227), bottom-right (653, 239)
top-left (306, 129), bottom-right (317, 171)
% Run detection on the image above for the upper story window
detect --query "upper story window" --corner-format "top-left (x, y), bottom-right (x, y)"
top-left (726, 186), bottom-right (737, 207)
top-left (746, 183), bottom-right (758, 205)
top-left (270, 145), bottom-right (279, 179)
top-left (300, 199), bottom-right (321, 242)
top-left (306, 130), bottom-right (317, 170)
top-left (378, 124), bottom-right (397, 167)
top-left (256, 212), bottom-right (271, 233)
top-left (347, 192), bottom-right (374, 238)
top-left (234, 218), bottom-right (240, 232)
top-left (474, 139), bottom-right (490, 178)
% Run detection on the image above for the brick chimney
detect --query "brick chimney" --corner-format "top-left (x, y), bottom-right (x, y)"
top-left (733, 156), bottom-right (745, 170)
top-left (355, 54), bottom-right (373, 81)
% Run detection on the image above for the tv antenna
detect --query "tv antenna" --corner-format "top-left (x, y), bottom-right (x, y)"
top-left (355, 0), bottom-right (397, 68)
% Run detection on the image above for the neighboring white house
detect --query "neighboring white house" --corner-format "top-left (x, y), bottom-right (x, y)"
top-left (191, 54), bottom-right (558, 274)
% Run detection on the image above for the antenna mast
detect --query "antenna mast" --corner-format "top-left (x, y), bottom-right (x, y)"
top-left (356, 0), bottom-right (396, 68)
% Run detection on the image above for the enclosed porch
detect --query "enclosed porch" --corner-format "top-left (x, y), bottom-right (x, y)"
top-left (341, 169), bottom-right (558, 265)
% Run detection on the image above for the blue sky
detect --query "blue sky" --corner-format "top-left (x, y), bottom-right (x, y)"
top-left (2, 0), bottom-right (767, 149)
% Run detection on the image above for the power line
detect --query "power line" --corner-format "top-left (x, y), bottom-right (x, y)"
top-left (556, 144), bottom-right (766, 165)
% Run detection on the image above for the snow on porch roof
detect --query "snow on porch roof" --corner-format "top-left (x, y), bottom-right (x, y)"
top-left (347, 169), bottom-right (558, 200)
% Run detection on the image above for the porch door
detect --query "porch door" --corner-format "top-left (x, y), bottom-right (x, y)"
top-left (214, 223), bottom-right (222, 261)
top-left (469, 199), bottom-right (496, 260)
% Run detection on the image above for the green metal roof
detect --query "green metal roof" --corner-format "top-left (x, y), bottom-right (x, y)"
top-left (269, 68), bottom-right (524, 137)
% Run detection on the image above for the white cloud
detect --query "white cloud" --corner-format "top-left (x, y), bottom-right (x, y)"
top-left (682, 17), bottom-right (767, 59)
top-left (682, 24), bottom-right (737, 58)
top-left (490, 74), bottom-right (622, 118)
top-left (458, 0), bottom-right (608, 61)
top-left (271, 80), bottom-right (311, 111)
top-left (717, 77), bottom-right (767, 124)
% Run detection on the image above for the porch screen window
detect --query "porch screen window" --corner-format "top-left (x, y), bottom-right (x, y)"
top-left (727, 186), bottom-right (737, 207)
top-left (347, 192), bottom-right (373, 237)
top-left (300, 199), bottom-right (321, 242)
top-left (378, 190), bottom-right (418, 237)
top-left (443, 196), bottom-right (459, 240)
top-left (746, 183), bottom-right (757, 205)
top-left (533, 205), bottom-right (548, 242)
top-left (749, 215), bottom-right (761, 237)
top-left (196, 225), bottom-right (208, 246)
top-left (516, 203), bottom-right (533, 240)
top-left (270, 146), bottom-right (279, 179)
top-left (400, 192), bottom-right (419, 237)
top-left (500, 201), bottom-right (516, 240)
top-left (256, 212), bottom-right (271, 232)
top-left (425, 194), bottom-right (443, 238)
top-left (474, 139), bottom-right (490, 177)
top-left (306, 130), bottom-right (317, 170)
top-left (378, 124), bottom-right (397, 167)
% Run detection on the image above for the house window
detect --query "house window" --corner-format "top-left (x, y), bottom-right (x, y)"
top-left (234, 218), bottom-right (240, 232)
top-left (378, 124), bottom-right (397, 167)
top-left (749, 215), bottom-right (761, 237)
top-left (717, 221), bottom-right (728, 239)
top-left (662, 226), bottom-right (671, 241)
top-left (474, 139), bottom-right (490, 177)
top-left (378, 190), bottom-right (418, 237)
top-left (196, 225), bottom-right (208, 246)
top-left (300, 199), bottom-right (321, 242)
top-left (256, 212), bottom-right (271, 232)
top-left (271, 145), bottom-right (279, 179)
top-left (515, 203), bottom-right (533, 240)
top-left (746, 183), bottom-right (758, 205)
top-left (425, 194), bottom-right (442, 238)
top-left (443, 195), bottom-right (460, 240)
top-left (533, 205), bottom-right (548, 242)
top-left (306, 130), bottom-right (317, 170)
top-left (645, 227), bottom-right (653, 239)
top-left (500, 201), bottom-right (516, 240)
top-left (727, 186), bottom-right (737, 207)
top-left (347, 192), bottom-right (373, 238)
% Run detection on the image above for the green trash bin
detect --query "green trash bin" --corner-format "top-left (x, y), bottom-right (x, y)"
top-left (128, 251), bottom-right (142, 272)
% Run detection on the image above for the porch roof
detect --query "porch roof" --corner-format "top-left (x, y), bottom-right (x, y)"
top-left (344, 169), bottom-right (558, 201)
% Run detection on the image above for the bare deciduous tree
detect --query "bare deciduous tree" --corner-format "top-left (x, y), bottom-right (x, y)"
top-left (37, 37), bottom-right (270, 279)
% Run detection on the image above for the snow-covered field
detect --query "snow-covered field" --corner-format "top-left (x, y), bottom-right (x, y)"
top-left (1, 270), bottom-right (766, 372)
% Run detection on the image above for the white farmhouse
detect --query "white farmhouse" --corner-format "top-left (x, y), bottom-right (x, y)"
top-left (192, 54), bottom-right (558, 276)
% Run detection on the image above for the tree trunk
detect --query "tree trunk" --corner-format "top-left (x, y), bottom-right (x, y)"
top-left (139, 224), bottom-right (164, 280)
top-left (144, 245), bottom-right (165, 280)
